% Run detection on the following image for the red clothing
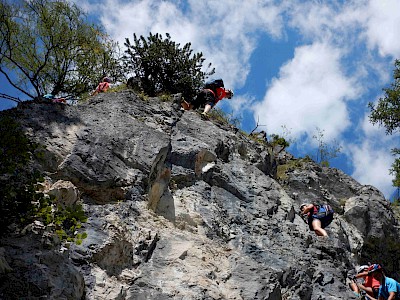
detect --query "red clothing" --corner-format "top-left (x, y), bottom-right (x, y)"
top-left (364, 275), bottom-right (380, 289)
top-left (96, 82), bottom-right (110, 93)
top-left (207, 87), bottom-right (228, 104)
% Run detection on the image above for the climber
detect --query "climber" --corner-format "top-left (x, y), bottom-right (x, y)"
top-left (43, 93), bottom-right (67, 104)
top-left (348, 265), bottom-right (367, 298)
top-left (181, 78), bottom-right (234, 118)
top-left (349, 265), bottom-right (379, 300)
top-left (369, 264), bottom-right (400, 300)
top-left (300, 203), bottom-right (334, 237)
top-left (92, 77), bottom-right (111, 95)
top-left (352, 264), bottom-right (381, 299)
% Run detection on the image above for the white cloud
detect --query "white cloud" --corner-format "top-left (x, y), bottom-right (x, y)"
top-left (344, 106), bottom-right (398, 198)
top-left (363, 0), bottom-right (400, 57)
top-left (79, 0), bottom-right (286, 89)
top-left (254, 42), bottom-right (358, 142)
top-left (348, 140), bottom-right (396, 198)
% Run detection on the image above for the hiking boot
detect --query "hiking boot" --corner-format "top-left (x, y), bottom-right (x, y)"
top-left (200, 112), bottom-right (209, 120)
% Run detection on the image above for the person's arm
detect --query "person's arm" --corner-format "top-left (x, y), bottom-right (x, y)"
top-left (358, 282), bottom-right (373, 294)
top-left (302, 204), bottom-right (314, 214)
top-left (386, 278), bottom-right (399, 300)
top-left (387, 292), bottom-right (396, 300)
top-left (355, 271), bottom-right (368, 279)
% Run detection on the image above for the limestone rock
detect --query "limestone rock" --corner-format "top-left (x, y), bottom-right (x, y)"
top-left (1, 90), bottom-right (399, 299)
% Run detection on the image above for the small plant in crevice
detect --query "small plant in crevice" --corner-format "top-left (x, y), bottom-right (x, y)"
top-left (208, 107), bottom-right (241, 128)
top-left (159, 93), bottom-right (172, 102)
top-left (138, 91), bottom-right (149, 102)
top-left (270, 134), bottom-right (290, 151)
top-left (312, 127), bottom-right (342, 166)
top-left (30, 195), bottom-right (88, 245)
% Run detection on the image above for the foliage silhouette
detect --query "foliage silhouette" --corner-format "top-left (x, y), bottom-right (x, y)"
top-left (123, 32), bottom-right (214, 100)
top-left (0, 0), bottom-right (122, 100)
top-left (0, 116), bottom-right (86, 244)
top-left (369, 59), bottom-right (400, 188)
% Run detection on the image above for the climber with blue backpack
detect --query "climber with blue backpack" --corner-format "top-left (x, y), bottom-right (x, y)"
top-left (181, 78), bottom-right (234, 119)
top-left (300, 203), bottom-right (334, 237)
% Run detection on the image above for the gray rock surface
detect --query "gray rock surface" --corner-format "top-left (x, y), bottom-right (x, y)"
top-left (1, 90), bottom-right (399, 299)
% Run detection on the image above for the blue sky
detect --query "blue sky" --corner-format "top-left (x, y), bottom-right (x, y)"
top-left (1, 0), bottom-right (399, 199)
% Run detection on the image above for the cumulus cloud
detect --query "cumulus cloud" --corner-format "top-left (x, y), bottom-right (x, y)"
top-left (345, 106), bottom-right (398, 197)
top-left (348, 140), bottom-right (396, 198)
top-left (363, 0), bottom-right (400, 57)
top-left (253, 42), bottom-right (358, 141)
top-left (78, 0), bottom-right (286, 88)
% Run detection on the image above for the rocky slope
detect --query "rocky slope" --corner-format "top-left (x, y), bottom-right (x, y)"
top-left (0, 90), bottom-right (399, 300)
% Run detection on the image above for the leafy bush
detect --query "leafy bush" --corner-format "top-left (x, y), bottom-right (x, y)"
top-left (123, 32), bottom-right (214, 100)
top-left (0, 116), bottom-right (86, 244)
top-left (270, 134), bottom-right (290, 149)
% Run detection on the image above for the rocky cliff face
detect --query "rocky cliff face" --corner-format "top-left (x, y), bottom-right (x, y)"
top-left (0, 90), bottom-right (399, 300)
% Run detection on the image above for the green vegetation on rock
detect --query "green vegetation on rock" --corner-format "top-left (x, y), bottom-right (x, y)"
top-left (0, 116), bottom-right (86, 245)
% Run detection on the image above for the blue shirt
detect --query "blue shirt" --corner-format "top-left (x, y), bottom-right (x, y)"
top-left (378, 277), bottom-right (400, 299)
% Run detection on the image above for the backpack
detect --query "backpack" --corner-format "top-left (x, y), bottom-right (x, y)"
top-left (204, 78), bottom-right (224, 93)
top-left (301, 204), bottom-right (334, 224)
top-left (312, 204), bottom-right (334, 219)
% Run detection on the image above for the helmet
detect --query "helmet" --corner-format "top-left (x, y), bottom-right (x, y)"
top-left (368, 264), bottom-right (382, 273)
top-left (357, 265), bottom-right (369, 274)
top-left (226, 89), bottom-right (234, 99)
top-left (103, 77), bottom-right (111, 83)
top-left (300, 203), bottom-right (308, 211)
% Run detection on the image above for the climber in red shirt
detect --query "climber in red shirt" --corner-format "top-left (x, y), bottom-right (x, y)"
top-left (93, 77), bottom-right (111, 95)
top-left (181, 78), bottom-right (234, 118)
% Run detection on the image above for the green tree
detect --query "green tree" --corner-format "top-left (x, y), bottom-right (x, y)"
top-left (369, 59), bottom-right (400, 188)
top-left (0, 0), bottom-right (122, 101)
top-left (123, 32), bottom-right (214, 100)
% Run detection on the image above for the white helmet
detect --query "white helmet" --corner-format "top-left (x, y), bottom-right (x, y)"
top-left (357, 265), bottom-right (369, 274)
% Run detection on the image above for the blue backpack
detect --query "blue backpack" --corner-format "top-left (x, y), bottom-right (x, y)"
top-left (312, 204), bottom-right (334, 219)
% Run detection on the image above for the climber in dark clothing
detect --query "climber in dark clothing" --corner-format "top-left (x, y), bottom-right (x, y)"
top-left (300, 203), bottom-right (334, 237)
top-left (181, 78), bottom-right (233, 118)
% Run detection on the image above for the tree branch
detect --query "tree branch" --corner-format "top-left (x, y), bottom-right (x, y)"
top-left (0, 93), bottom-right (23, 103)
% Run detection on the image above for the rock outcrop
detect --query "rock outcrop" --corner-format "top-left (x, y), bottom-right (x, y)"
top-left (0, 90), bottom-right (399, 299)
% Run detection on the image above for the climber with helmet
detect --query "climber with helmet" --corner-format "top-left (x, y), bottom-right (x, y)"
top-left (181, 78), bottom-right (234, 119)
top-left (369, 264), bottom-right (400, 300)
top-left (300, 203), bottom-right (334, 237)
top-left (93, 77), bottom-right (112, 96)
top-left (199, 87), bottom-right (233, 119)
top-left (349, 264), bottom-right (379, 300)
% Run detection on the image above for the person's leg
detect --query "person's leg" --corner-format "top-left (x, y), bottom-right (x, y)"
top-left (203, 104), bottom-right (212, 114)
top-left (312, 219), bottom-right (328, 236)
top-left (202, 91), bottom-right (215, 115)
